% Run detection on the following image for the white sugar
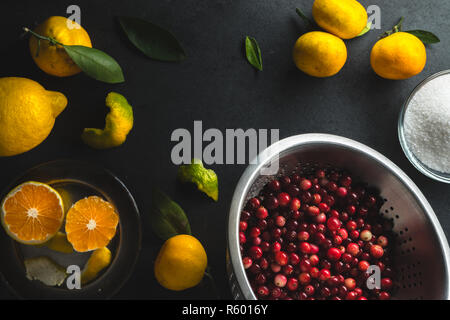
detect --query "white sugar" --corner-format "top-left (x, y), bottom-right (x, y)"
top-left (404, 73), bottom-right (450, 173)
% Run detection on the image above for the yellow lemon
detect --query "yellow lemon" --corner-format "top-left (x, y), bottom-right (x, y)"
top-left (81, 247), bottom-right (112, 284)
top-left (0, 77), bottom-right (67, 156)
top-left (293, 31), bottom-right (347, 78)
top-left (312, 0), bottom-right (368, 39)
top-left (82, 92), bottom-right (134, 149)
top-left (370, 32), bottom-right (426, 80)
top-left (154, 234), bottom-right (207, 291)
top-left (29, 16), bottom-right (92, 77)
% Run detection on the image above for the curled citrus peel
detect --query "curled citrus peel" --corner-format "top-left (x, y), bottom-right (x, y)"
top-left (82, 92), bottom-right (133, 149)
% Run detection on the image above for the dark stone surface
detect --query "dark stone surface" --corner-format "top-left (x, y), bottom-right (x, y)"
top-left (0, 0), bottom-right (449, 299)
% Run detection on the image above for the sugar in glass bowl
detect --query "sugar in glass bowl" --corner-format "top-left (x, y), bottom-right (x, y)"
top-left (399, 70), bottom-right (450, 183)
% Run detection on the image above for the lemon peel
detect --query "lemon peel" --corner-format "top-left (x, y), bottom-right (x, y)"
top-left (81, 247), bottom-right (112, 284)
top-left (82, 92), bottom-right (133, 149)
top-left (177, 159), bottom-right (219, 201)
top-left (41, 231), bottom-right (74, 254)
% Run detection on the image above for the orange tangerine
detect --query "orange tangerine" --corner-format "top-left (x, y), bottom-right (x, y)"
top-left (1, 181), bottom-right (64, 244)
top-left (65, 196), bottom-right (119, 252)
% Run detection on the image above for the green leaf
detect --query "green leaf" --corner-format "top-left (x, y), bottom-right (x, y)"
top-left (357, 21), bottom-right (372, 37)
top-left (178, 159), bottom-right (219, 201)
top-left (118, 16), bottom-right (186, 62)
top-left (406, 30), bottom-right (440, 44)
top-left (295, 8), bottom-right (314, 27)
top-left (245, 36), bottom-right (263, 71)
top-left (64, 45), bottom-right (124, 83)
top-left (150, 189), bottom-right (191, 241)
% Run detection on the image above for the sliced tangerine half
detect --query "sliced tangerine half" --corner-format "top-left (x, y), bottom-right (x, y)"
top-left (65, 196), bottom-right (119, 252)
top-left (1, 181), bottom-right (64, 244)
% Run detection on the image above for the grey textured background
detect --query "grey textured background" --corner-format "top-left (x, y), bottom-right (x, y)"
top-left (0, 0), bottom-right (448, 299)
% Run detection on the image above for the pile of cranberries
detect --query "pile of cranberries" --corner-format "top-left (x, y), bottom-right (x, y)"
top-left (239, 168), bottom-right (395, 300)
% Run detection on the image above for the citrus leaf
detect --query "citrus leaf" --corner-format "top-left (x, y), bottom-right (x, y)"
top-left (406, 30), bottom-right (440, 44)
top-left (64, 45), bottom-right (124, 83)
top-left (118, 16), bottom-right (185, 62)
top-left (357, 21), bottom-right (372, 37)
top-left (150, 189), bottom-right (191, 241)
top-left (245, 36), bottom-right (262, 71)
top-left (178, 159), bottom-right (219, 201)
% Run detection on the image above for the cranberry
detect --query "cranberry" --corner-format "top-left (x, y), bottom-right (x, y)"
top-left (358, 260), bottom-right (370, 272)
top-left (327, 181), bottom-right (338, 192)
top-left (308, 206), bottom-right (320, 216)
top-left (299, 242), bottom-right (311, 254)
top-left (274, 274), bottom-right (287, 287)
top-left (377, 235), bottom-right (388, 247)
top-left (249, 227), bottom-right (261, 238)
top-left (312, 193), bottom-right (322, 204)
top-left (242, 257), bottom-right (252, 269)
top-left (316, 213), bottom-right (327, 224)
top-left (347, 243), bottom-right (360, 256)
top-left (256, 206), bottom-right (268, 219)
top-left (271, 263), bottom-right (281, 273)
top-left (309, 244), bottom-right (320, 254)
top-left (290, 198), bottom-right (301, 211)
top-left (318, 202), bottom-right (329, 213)
top-left (337, 228), bottom-right (348, 239)
top-left (271, 287), bottom-right (282, 298)
top-left (260, 258), bottom-right (269, 270)
top-left (298, 272), bottom-right (311, 285)
top-left (277, 192), bottom-right (291, 207)
top-left (239, 232), bottom-right (246, 244)
top-left (255, 273), bottom-right (267, 285)
top-left (327, 217), bottom-right (342, 231)
top-left (275, 215), bottom-right (286, 227)
top-left (268, 180), bottom-right (281, 191)
top-left (341, 253), bottom-right (353, 263)
top-left (300, 179), bottom-right (312, 191)
top-left (333, 235), bottom-right (343, 245)
top-left (346, 291), bottom-right (358, 300)
top-left (336, 187), bottom-right (348, 198)
top-left (370, 245), bottom-right (384, 259)
top-left (319, 269), bottom-right (331, 281)
top-left (275, 251), bottom-right (289, 266)
top-left (257, 286), bottom-right (269, 297)
top-left (283, 264), bottom-right (294, 276)
top-left (289, 253), bottom-right (300, 265)
top-left (350, 230), bottom-right (360, 240)
top-left (378, 291), bottom-right (390, 300)
top-left (304, 285), bottom-right (315, 296)
top-left (297, 231), bottom-right (310, 241)
top-left (381, 278), bottom-right (393, 290)
top-left (310, 267), bottom-right (320, 278)
top-left (360, 230), bottom-right (372, 242)
top-left (271, 241), bottom-right (281, 253)
top-left (241, 210), bottom-right (251, 221)
top-left (327, 248), bottom-right (342, 261)
top-left (346, 221), bottom-right (357, 231)
top-left (272, 228), bottom-right (282, 239)
top-left (340, 176), bottom-right (352, 187)
top-left (299, 258), bottom-right (312, 272)
top-left (239, 221), bottom-right (247, 231)
top-left (264, 196), bottom-right (279, 210)
top-left (287, 278), bottom-right (299, 291)
top-left (309, 254), bottom-right (319, 266)
top-left (344, 278), bottom-right (356, 290)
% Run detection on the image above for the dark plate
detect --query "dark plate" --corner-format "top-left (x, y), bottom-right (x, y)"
top-left (0, 160), bottom-right (141, 299)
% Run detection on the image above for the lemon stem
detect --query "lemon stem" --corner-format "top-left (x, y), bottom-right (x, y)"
top-left (381, 17), bottom-right (404, 38)
top-left (22, 27), bottom-right (63, 46)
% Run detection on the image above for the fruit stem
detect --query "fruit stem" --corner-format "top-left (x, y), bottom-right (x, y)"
top-left (380, 17), bottom-right (404, 38)
top-left (22, 27), bottom-right (63, 46)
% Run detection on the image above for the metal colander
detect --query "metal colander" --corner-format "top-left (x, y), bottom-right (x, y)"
top-left (227, 134), bottom-right (450, 300)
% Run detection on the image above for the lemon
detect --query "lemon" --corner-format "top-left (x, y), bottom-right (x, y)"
top-left (82, 92), bottom-right (134, 149)
top-left (0, 77), bottom-right (67, 156)
top-left (371, 32), bottom-right (426, 80)
top-left (29, 16), bottom-right (92, 77)
top-left (154, 234), bottom-right (207, 291)
top-left (292, 31), bottom-right (347, 78)
top-left (81, 247), bottom-right (112, 284)
top-left (312, 0), bottom-right (368, 39)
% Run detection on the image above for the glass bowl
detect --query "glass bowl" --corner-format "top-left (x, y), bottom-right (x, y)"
top-left (0, 160), bottom-right (142, 299)
top-left (398, 70), bottom-right (450, 184)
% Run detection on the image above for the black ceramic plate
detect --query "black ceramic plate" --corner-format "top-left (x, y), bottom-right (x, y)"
top-left (0, 160), bottom-right (141, 299)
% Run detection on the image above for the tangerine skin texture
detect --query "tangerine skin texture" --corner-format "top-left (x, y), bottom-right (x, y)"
top-left (293, 31), bottom-right (347, 78)
top-left (29, 16), bottom-right (92, 77)
top-left (371, 32), bottom-right (426, 80)
top-left (312, 0), bottom-right (368, 39)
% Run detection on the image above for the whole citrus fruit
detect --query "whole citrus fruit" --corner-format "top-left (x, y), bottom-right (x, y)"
top-left (370, 32), bottom-right (426, 80)
top-left (154, 234), bottom-right (207, 291)
top-left (29, 16), bottom-right (92, 77)
top-left (293, 31), bottom-right (347, 78)
top-left (312, 0), bottom-right (367, 39)
top-left (1, 181), bottom-right (64, 244)
top-left (0, 77), bottom-right (67, 156)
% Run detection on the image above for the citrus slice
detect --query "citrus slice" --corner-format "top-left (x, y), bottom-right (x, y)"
top-left (65, 196), bottom-right (119, 252)
top-left (1, 181), bottom-right (64, 244)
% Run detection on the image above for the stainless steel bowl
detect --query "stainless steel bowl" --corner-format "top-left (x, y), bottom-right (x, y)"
top-left (227, 134), bottom-right (450, 300)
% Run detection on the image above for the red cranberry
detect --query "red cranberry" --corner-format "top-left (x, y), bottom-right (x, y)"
top-left (275, 251), bottom-right (289, 266)
top-left (275, 215), bottom-right (286, 227)
top-left (249, 227), bottom-right (261, 238)
top-left (344, 278), bottom-right (356, 290)
top-left (243, 257), bottom-right (252, 269)
top-left (264, 196), bottom-right (279, 210)
top-left (350, 230), bottom-right (360, 240)
top-left (315, 213), bottom-right (327, 224)
top-left (327, 181), bottom-right (338, 192)
top-left (310, 244), bottom-right (320, 254)
top-left (346, 221), bottom-right (357, 231)
top-left (340, 176), bottom-right (352, 187)
top-left (327, 217), bottom-right (342, 231)
top-left (309, 254), bottom-right (319, 266)
top-left (248, 198), bottom-right (260, 210)
top-left (327, 248), bottom-right (342, 261)
top-left (299, 242), bottom-right (311, 254)
top-left (333, 235), bottom-right (343, 245)
top-left (338, 228), bottom-right (348, 239)
top-left (241, 210), bottom-right (251, 221)
top-left (271, 287), bottom-right (282, 298)
top-left (257, 286), bottom-right (269, 297)
top-left (308, 206), bottom-right (320, 216)
top-left (287, 278), bottom-right (299, 291)
top-left (341, 253), bottom-right (353, 263)
top-left (346, 291), bottom-right (358, 300)
top-left (256, 206), bottom-right (268, 219)
top-left (274, 274), bottom-right (287, 287)
top-left (347, 243), bottom-right (360, 256)
top-left (290, 198), bottom-right (301, 211)
top-left (260, 258), bottom-right (269, 270)
top-left (299, 258), bottom-right (312, 272)
top-left (336, 187), bottom-right (348, 198)
top-left (370, 245), bottom-right (384, 259)
top-left (300, 179), bottom-right (312, 191)
top-left (272, 228), bottom-right (282, 239)
top-left (298, 272), bottom-right (311, 285)
top-left (289, 253), bottom-right (300, 265)
top-left (304, 285), bottom-right (315, 296)
top-left (255, 273), bottom-right (267, 284)
top-left (239, 232), bottom-right (246, 244)
top-left (377, 235), bottom-right (388, 247)
top-left (297, 231), bottom-right (310, 241)
top-left (283, 264), bottom-right (294, 276)
top-left (358, 260), bottom-right (370, 272)
top-left (310, 267), bottom-right (320, 278)
top-left (318, 202), bottom-right (329, 213)
top-left (320, 286), bottom-right (331, 297)
top-left (277, 192), bottom-right (291, 207)
top-left (378, 291), bottom-right (390, 300)
top-left (268, 180), bottom-right (281, 192)
top-left (319, 269), bottom-right (331, 281)
top-left (312, 193), bottom-right (322, 204)
top-left (239, 221), bottom-right (247, 231)
top-left (381, 278), bottom-right (393, 290)
top-left (271, 263), bottom-right (281, 273)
